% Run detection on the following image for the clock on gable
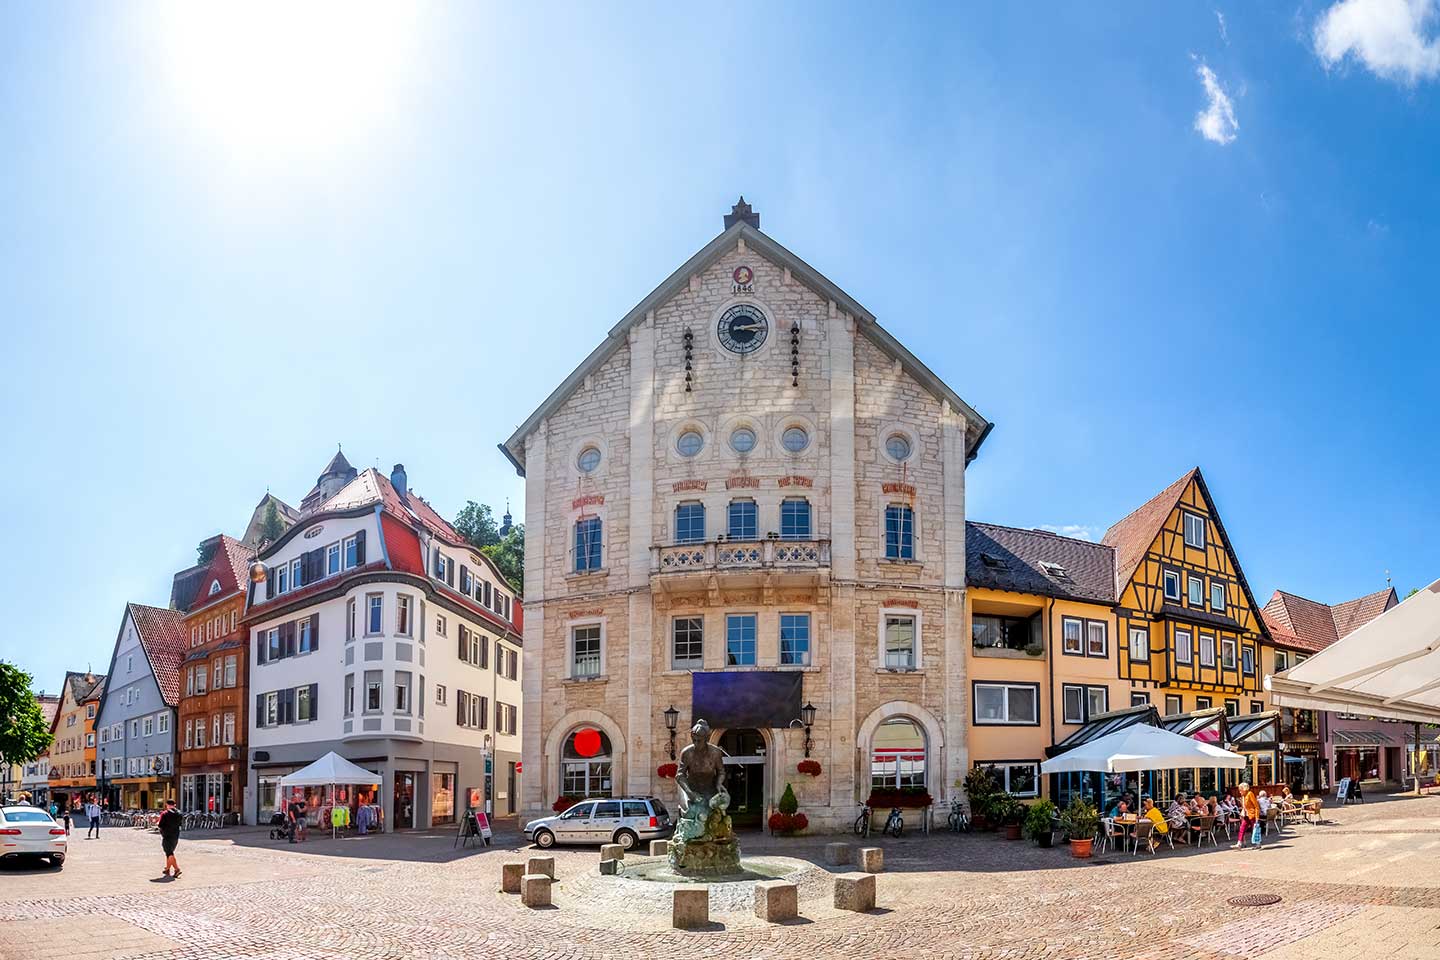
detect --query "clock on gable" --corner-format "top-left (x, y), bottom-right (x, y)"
top-left (717, 304), bottom-right (769, 355)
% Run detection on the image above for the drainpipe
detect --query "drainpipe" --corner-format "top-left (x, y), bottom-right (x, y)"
top-left (1045, 598), bottom-right (1056, 800)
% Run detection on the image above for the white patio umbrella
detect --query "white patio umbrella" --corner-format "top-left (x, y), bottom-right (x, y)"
top-left (277, 752), bottom-right (382, 838)
top-left (1040, 722), bottom-right (1247, 775)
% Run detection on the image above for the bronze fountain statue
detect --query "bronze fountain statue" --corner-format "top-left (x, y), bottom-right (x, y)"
top-left (668, 718), bottom-right (742, 877)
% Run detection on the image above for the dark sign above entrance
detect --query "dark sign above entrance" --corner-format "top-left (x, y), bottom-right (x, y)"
top-left (692, 671), bottom-right (802, 730)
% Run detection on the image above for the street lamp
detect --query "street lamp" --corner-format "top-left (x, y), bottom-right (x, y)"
top-left (664, 705), bottom-right (680, 760)
top-left (800, 702), bottom-right (817, 758)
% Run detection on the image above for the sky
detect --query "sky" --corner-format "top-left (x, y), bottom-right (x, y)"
top-left (3, 1), bottom-right (1438, 693)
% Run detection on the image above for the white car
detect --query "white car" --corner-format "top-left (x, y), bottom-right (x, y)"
top-left (0, 805), bottom-right (67, 868)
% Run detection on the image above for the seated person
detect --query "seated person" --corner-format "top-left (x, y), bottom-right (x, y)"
top-left (1110, 799), bottom-right (1131, 819)
top-left (1141, 797), bottom-right (1169, 837)
top-left (1166, 796), bottom-right (1191, 842)
top-left (1258, 790), bottom-right (1272, 815)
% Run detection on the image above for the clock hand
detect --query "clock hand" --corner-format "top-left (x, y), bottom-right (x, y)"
top-left (729, 322), bottom-right (761, 332)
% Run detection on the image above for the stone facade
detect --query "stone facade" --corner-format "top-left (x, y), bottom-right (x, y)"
top-left (505, 205), bottom-right (988, 831)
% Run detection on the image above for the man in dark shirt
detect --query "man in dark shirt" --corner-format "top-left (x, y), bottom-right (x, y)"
top-left (288, 797), bottom-right (308, 843)
top-left (158, 799), bottom-right (183, 879)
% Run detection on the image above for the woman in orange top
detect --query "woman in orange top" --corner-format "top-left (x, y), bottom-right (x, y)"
top-left (1235, 782), bottom-right (1261, 849)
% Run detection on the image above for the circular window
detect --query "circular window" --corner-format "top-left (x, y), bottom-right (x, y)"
top-left (730, 427), bottom-right (756, 453)
top-left (577, 446), bottom-right (602, 473)
top-left (886, 434), bottom-right (912, 461)
top-left (677, 430), bottom-right (705, 457)
top-left (782, 426), bottom-right (809, 453)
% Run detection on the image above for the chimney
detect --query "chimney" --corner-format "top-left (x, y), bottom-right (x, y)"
top-left (390, 464), bottom-right (408, 499)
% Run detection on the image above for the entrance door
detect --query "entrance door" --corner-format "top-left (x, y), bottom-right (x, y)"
top-left (507, 762), bottom-right (517, 816)
top-left (718, 729), bottom-right (766, 830)
top-left (393, 773), bottom-right (415, 829)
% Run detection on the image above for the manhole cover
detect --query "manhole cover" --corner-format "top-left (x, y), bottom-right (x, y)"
top-left (1228, 893), bottom-right (1282, 907)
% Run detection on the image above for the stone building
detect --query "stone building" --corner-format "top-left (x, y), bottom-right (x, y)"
top-left (501, 200), bottom-right (991, 830)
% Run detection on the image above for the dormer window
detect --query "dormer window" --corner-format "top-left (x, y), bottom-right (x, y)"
top-left (208, 579), bottom-right (222, 596)
top-left (980, 553), bottom-right (1007, 570)
top-left (1040, 561), bottom-right (1070, 581)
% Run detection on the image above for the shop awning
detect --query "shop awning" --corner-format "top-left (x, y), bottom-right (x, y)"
top-left (1160, 707), bottom-right (1226, 743)
top-left (1046, 704), bottom-right (1159, 758)
top-left (1268, 580), bottom-right (1440, 724)
top-left (1331, 730), bottom-right (1395, 746)
top-left (1040, 723), bottom-right (1247, 775)
top-left (1225, 712), bottom-right (1280, 747)
top-left (277, 752), bottom-right (382, 788)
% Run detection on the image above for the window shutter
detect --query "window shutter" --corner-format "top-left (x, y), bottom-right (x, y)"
top-left (433, 547), bottom-right (442, 577)
top-left (456, 691), bottom-right (466, 726)
top-left (458, 625), bottom-right (468, 662)
top-left (418, 676), bottom-right (425, 718)
top-left (446, 558), bottom-right (455, 588)
top-left (257, 635), bottom-right (266, 666)
top-left (282, 620), bottom-right (296, 659)
top-left (354, 529), bottom-right (366, 565)
top-left (266, 568), bottom-right (275, 600)
top-left (460, 565), bottom-right (469, 595)
top-left (284, 687), bottom-right (295, 725)
top-left (310, 614), bottom-right (320, 651)
top-left (310, 548), bottom-right (324, 582)
top-left (309, 683), bottom-right (318, 720)
top-left (255, 693), bottom-right (265, 727)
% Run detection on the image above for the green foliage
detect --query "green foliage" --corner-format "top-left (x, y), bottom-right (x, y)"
top-left (1406, 587), bottom-right (1419, 599)
top-left (257, 499), bottom-right (286, 545)
top-left (962, 764), bottom-right (1001, 818)
top-left (1023, 798), bottom-right (1058, 841)
top-left (455, 502), bottom-right (524, 594)
top-left (992, 792), bottom-right (1026, 826)
top-left (777, 782), bottom-right (799, 815)
top-left (0, 662), bottom-right (53, 770)
top-left (481, 530), bottom-right (524, 595)
top-left (1061, 797), bottom-right (1100, 840)
top-left (455, 502), bottom-right (502, 547)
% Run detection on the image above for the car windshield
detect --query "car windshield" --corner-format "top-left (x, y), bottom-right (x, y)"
top-left (559, 803), bottom-right (593, 820)
top-left (2, 810), bottom-right (53, 822)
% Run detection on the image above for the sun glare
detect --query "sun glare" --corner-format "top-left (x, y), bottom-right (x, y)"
top-left (153, 1), bottom-right (421, 163)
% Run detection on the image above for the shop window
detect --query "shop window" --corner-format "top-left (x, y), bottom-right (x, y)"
top-left (870, 717), bottom-right (927, 791)
top-left (561, 728), bottom-right (613, 798)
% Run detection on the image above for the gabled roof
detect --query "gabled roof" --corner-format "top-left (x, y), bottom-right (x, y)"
top-left (499, 213), bottom-right (991, 475)
top-left (125, 603), bottom-right (188, 706)
top-left (966, 522), bottom-right (1115, 604)
top-left (55, 671), bottom-right (103, 719)
top-left (185, 535), bottom-right (255, 612)
top-left (1261, 587), bottom-right (1398, 655)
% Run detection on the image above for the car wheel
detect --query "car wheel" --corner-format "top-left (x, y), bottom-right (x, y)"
top-left (614, 829), bottom-right (637, 850)
top-left (534, 829), bottom-right (555, 849)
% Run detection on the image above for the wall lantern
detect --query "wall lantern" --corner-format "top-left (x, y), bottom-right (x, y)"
top-left (663, 704), bottom-right (680, 760)
top-left (800, 701), bottom-right (817, 757)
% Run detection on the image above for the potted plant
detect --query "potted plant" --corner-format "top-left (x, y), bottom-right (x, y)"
top-left (1024, 798), bottom-right (1058, 848)
top-left (993, 793), bottom-right (1026, 840)
top-left (962, 766), bottom-right (1001, 830)
top-left (768, 783), bottom-right (809, 835)
top-left (1061, 797), bottom-right (1100, 858)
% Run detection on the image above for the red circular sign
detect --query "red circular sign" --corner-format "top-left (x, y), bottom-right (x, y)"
top-left (732, 265), bottom-right (753, 285)
top-left (572, 727), bottom-right (602, 758)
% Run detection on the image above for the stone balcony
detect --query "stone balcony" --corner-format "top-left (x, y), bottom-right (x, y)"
top-left (651, 538), bottom-right (831, 596)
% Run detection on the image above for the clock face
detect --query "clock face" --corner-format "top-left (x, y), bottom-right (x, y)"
top-left (717, 305), bottom-right (769, 355)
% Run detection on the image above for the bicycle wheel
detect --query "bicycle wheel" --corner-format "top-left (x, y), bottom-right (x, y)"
top-left (854, 811), bottom-right (868, 836)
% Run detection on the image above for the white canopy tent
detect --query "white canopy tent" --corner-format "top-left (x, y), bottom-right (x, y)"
top-left (277, 752), bottom-right (382, 788)
top-left (1041, 722), bottom-right (1247, 775)
top-left (1268, 580), bottom-right (1440, 725)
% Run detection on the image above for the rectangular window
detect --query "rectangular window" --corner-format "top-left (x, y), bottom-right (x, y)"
top-left (780, 613), bottom-right (811, 666)
top-left (1188, 576), bottom-right (1204, 606)
top-left (186, 667), bottom-right (194, 697)
top-left (725, 614), bottom-right (757, 666)
top-left (158, 712), bottom-right (169, 733)
top-left (672, 617), bottom-right (703, 670)
top-left (674, 502), bottom-right (705, 544)
top-left (290, 557), bottom-right (302, 589)
top-left (396, 595), bottom-right (412, 636)
top-left (727, 500), bottom-right (758, 540)
top-left (780, 499), bottom-right (812, 540)
top-left (344, 673), bottom-right (355, 717)
top-left (436, 614), bottom-right (447, 638)
top-left (212, 713), bottom-right (221, 744)
top-left (983, 762), bottom-right (1039, 798)
top-left (298, 617), bottom-right (313, 654)
top-left (1221, 637), bottom-right (1237, 669)
top-left (1199, 633), bottom-right (1216, 667)
top-left (184, 720), bottom-right (192, 749)
top-left (267, 627), bottom-right (282, 662)
top-left (1062, 684), bottom-right (1108, 724)
top-left (574, 517), bottom-right (603, 572)
top-left (395, 671), bottom-right (411, 714)
top-left (1163, 569), bottom-right (1181, 601)
top-left (276, 563), bottom-right (288, 594)
top-left (974, 683), bottom-right (1039, 725)
top-left (885, 615), bottom-right (917, 670)
top-left (143, 716), bottom-right (154, 736)
top-left (1175, 628), bottom-right (1193, 664)
top-left (194, 720), bottom-right (207, 748)
top-left (1086, 621), bottom-right (1107, 657)
top-left (327, 542), bottom-right (341, 576)
top-left (571, 625), bottom-right (602, 678)
top-left (295, 684), bottom-right (314, 722)
top-left (460, 567), bottom-right (473, 596)
top-left (367, 594), bottom-right (383, 635)
top-left (1211, 581), bottom-right (1226, 612)
top-left (346, 598), bottom-right (356, 642)
top-left (1165, 694), bottom-right (1182, 714)
top-left (1061, 617), bottom-right (1083, 655)
top-left (1131, 691), bottom-right (1150, 707)
top-left (1129, 626), bottom-right (1149, 662)
top-left (343, 535), bottom-right (359, 569)
top-left (1274, 650), bottom-right (1289, 673)
top-left (884, 504), bottom-right (914, 559)
top-left (1224, 699), bottom-right (1239, 717)
top-left (1242, 645), bottom-right (1255, 676)
top-left (1250, 700), bottom-right (1263, 713)
top-left (435, 684), bottom-right (446, 705)
top-left (507, 649), bottom-right (517, 680)
top-left (195, 666), bottom-right (208, 695)
top-left (1183, 512), bottom-right (1206, 549)
top-left (365, 673), bottom-right (382, 712)
top-left (1196, 695), bottom-right (1212, 709)
top-left (224, 655), bottom-right (237, 687)
top-left (972, 614), bottom-right (1034, 652)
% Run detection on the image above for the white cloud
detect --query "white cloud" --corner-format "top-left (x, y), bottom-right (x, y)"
top-left (1216, 9), bottom-right (1230, 44)
top-left (1314, 0), bottom-right (1440, 84)
top-left (1193, 65), bottom-right (1239, 144)
top-left (1037, 524), bottom-right (1102, 542)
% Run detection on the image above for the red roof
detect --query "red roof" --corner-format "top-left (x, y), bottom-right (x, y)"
top-left (186, 535), bottom-right (255, 611)
top-left (1101, 469), bottom-right (1198, 593)
top-left (1262, 587), bottom-right (1398, 655)
top-left (128, 603), bottom-right (188, 706)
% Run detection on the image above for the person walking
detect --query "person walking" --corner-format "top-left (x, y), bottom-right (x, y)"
top-left (1234, 782), bottom-right (1261, 850)
top-left (85, 797), bottom-right (102, 839)
top-left (158, 799), bottom-right (183, 879)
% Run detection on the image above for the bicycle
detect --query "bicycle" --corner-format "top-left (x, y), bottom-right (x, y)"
top-left (946, 800), bottom-right (971, 833)
top-left (882, 806), bottom-right (904, 838)
top-left (853, 803), bottom-right (872, 838)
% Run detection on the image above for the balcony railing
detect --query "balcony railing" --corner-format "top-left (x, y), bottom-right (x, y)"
top-left (652, 538), bottom-right (831, 574)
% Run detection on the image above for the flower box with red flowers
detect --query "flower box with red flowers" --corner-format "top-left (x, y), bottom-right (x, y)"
top-left (552, 795), bottom-right (584, 813)
top-left (796, 759), bottom-right (822, 777)
top-left (656, 763), bottom-right (677, 779)
top-left (865, 788), bottom-right (933, 809)
top-left (767, 811), bottom-right (809, 834)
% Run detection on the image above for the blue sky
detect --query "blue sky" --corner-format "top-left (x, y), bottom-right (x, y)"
top-left (3, 2), bottom-right (1437, 692)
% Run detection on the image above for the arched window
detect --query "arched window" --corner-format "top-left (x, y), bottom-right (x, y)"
top-left (870, 717), bottom-right (927, 791)
top-left (561, 727), bottom-right (613, 798)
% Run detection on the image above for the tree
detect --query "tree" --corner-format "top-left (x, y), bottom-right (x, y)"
top-left (257, 499), bottom-right (286, 545)
top-left (1406, 588), bottom-right (1420, 600)
top-left (455, 501), bottom-right (524, 595)
top-left (0, 662), bottom-right (53, 773)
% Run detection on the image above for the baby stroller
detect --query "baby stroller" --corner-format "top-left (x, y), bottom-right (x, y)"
top-left (268, 812), bottom-right (294, 842)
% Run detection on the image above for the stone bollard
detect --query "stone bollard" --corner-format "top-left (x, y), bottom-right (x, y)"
top-left (834, 872), bottom-right (876, 913)
top-left (824, 841), bottom-right (852, 866)
top-left (501, 862), bottom-right (525, 893)
top-left (599, 842), bottom-right (625, 862)
top-left (672, 886), bottom-right (710, 929)
top-left (599, 858), bottom-right (622, 876)
top-left (857, 847), bottom-right (884, 873)
top-left (521, 874), bottom-right (552, 908)
top-left (752, 879), bottom-right (799, 922)
top-left (649, 839), bottom-right (670, 857)
top-left (526, 856), bottom-right (555, 880)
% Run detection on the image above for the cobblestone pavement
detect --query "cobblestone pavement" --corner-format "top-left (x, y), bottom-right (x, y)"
top-left (3, 796), bottom-right (1440, 959)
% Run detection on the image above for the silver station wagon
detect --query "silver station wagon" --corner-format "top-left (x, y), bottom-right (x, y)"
top-left (525, 797), bottom-right (672, 850)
